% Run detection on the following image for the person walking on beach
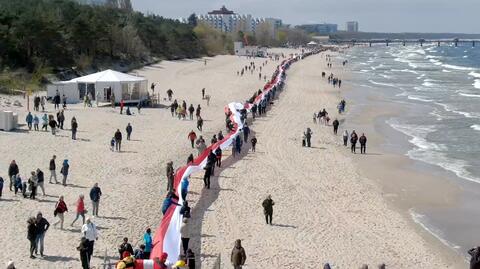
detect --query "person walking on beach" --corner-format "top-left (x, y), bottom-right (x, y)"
top-left (53, 196), bottom-right (68, 229)
top-left (251, 137), bottom-right (257, 152)
top-left (243, 124), bottom-right (250, 143)
top-left (188, 104), bottom-right (195, 120)
top-left (71, 194), bottom-right (86, 226)
top-left (36, 168), bottom-right (45, 196)
top-left (60, 159), bottom-right (69, 186)
top-left (262, 195), bottom-right (275, 225)
top-left (359, 133), bottom-right (367, 154)
top-left (332, 119), bottom-right (339, 135)
top-left (35, 212), bottom-right (50, 257)
top-left (77, 237), bottom-right (90, 269)
top-left (197, 116), bottom-right (203, 131)
top-left (90, 183), bottom-right (102, 217)
top-left (115, 129), bottom-right (122, 152)
top-left (231, 239), bottom-right (246, 269)
top-left (0, 177), bottom-right (3, 198)
top-left (196, 105), bottom-right (201, 119)
top-left (33, 114), bottom-right (39, 131)
top-left (167, 89), bottom-right (174, 101)
top-left (8, 160), bottom-right (19, 191)
top-left (28, 171), bottom-right (38, 200)
top-left (120, 99), bottom-right (125, 114)
top-left (41, 113), bottom-right (48, 131)
top-left (188, 130), bottom-right (197, 148)
top-left (71, 117), bottom-right (78, 140)
top-left (81, 217), bottom-right (99, 263)
top-left (49, 116), bottom-right (57, 135)
top-left (126, 123), bottom-right (132, 140)
top-left (305, 128), bottom-right (312, 147)
top-left (27, 217), bottom-right (37, 259)
top-left (26, 112), bottom-right (33, 130)
top-left (350, 131), bottom-right (358, 154)
top-left (49, 155), bottom-right (58, 184)
top-left (343, 130), bottom-right (349, 147)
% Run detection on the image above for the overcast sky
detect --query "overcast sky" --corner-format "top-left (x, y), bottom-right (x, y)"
top-left (131, 0), bottom-right (479, 33)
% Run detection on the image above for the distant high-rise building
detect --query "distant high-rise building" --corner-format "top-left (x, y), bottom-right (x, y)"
top-left (188, 6), bottom-right (282, 36)
top-left (346, 21), bottom-right (359, 32)
top-left (297, 24), bottom-right (338, 35)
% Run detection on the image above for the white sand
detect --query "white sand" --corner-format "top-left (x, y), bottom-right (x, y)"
top-left (0, 49), bottom-right (460, 268)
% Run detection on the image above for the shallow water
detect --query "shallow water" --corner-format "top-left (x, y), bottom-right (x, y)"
top-left (345, 44), bottom-right (480, 258)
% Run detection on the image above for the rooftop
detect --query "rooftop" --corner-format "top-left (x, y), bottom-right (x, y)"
top-left (208, 5), bottom-right (235, 15)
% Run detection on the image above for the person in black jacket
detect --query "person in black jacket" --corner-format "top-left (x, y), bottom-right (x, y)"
top-left (114, 129), bottom-right (122, 152)
top-left (469, 246), bottom-right (480, 269)
top-left (77, 237), bottom-right (90, 269)
top-left (126, 123), bottom-right (133, 140)
top-left (350, 131), bottom-right (358, 154)
top-left (49, 155), bottom-right (58, 184)
top-left (71, 117), bottom-right (78, 140)
top-left (89, 183), bottom-right (102, 217)
top-left (332, 119), bottom-right (339, 135)
top-left (35, 212), bottom-right (50, 257)
top-left (203, 164), bottom-right (213, 189)
top-left (359, 133), bottom-right (367, 154)
top-left (27, 217), bottom-right (37, 259)
top-left (8, 160), bottom-right (19, 191)
top-left (118, 237), bottom-right (134, 259)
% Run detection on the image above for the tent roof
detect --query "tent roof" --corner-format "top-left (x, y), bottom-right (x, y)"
top-left (307, 41), bottom-right (318, 45)
top-left (69, 69), bottom-right (146, 83)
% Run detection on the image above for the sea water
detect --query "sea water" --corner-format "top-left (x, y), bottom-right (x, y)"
top-left (345, 44), bottom-right (480, 259)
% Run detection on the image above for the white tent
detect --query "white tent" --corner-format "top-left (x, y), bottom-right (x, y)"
top-left (47, 69), bottom-right (148, 104)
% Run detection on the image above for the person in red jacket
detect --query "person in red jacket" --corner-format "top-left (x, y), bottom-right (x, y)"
top-left (53, 196), bottom-right (68, 229)
top-left (71, 194), bottom-right (86, 226)
top-left (120, 99), bottom-right (125, 114)
top-left (187, 130), bottom-right (197, 148)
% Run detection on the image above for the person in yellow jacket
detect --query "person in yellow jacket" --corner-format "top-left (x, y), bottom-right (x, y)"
top-left (172, 254), bottom-right (187, 269)
top-left (116, 251), bottom-right (135, 269)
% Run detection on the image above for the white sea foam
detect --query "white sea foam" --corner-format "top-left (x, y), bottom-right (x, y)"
top-left (407, 95), bottom-right (434, 102)
top-left (458, 92), bottom-right (480, 98)
top-left (471, 125), bottom-right (480, 131)
top-left (442, 64), bottom-right (476, 71)
top-left (422, 81), bottom-right (435, 87)
top-left (409, 209), bottom-right (461, 251)
top-left (435, 102), bottom-right (480, 119)
top-left (368, 80), bottom-right (397, 88)
top-left (474, 80), bottom-right (480, 89)
top-left (391, 68), bottom-right (419, 75)
top-left (463, 55), bottom-right (469, 58)
top-left (388, 118), bottom-right (480, 184)
top-left (429, 59), bottom-right (443, 66)
top-left (468, 71), bottom-right (480, 78)
top-left (442, 69), bottom-right (452, 73)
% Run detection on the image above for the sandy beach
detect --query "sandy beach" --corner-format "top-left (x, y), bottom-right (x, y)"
top-left (0, 48), bottom-right (464, 268)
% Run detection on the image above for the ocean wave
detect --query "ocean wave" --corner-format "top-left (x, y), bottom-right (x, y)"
top-left (407, 95), bottom-right (434, 102)
top-left (471, 125), bottom-right (480, 131)
top-left (463, 55), bottom-right (469, 58)
top-left (409, 209), bottom-right (461, 251)
top-left (379, 74), bottom-right (392, 79)
top-left (474, 79), bottom-right (480, 89)
top-left (425, 55), bottom-right (440, 59)
top-left (458, 92), bottom-right (480, 98)
top-left (388, 119), bottom-right (480, 184)
top-left (468, 72), bottom-right (480, 78)
top-left (391, 68), bottom-right (419, 75)
top-left (422, 81), bottom-right (435, 87)
top-left (429, 59), bottom-right (443, 66)
top-left (435, 102), bottom-right (480, 119)
top-left (442, 64), bottom-right (476, 71)
top-left (368, 80), bottom-right (398, 88)
top-left (442, 69), bottom-right (452, 73)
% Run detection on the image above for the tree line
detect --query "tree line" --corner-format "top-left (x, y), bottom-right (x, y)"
top-left (0, 0), bottom-right (203, 76)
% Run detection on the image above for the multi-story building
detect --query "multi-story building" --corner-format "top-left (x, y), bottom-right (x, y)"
top-left (297, 24), bottom-right (338, 35)
top-left (194, 6), bottom-right (282, 36)
top-left (346, 21), bottom-right (359, 32)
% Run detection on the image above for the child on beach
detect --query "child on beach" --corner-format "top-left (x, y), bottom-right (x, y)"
top-left (110, 137), bottom-right (115, 151)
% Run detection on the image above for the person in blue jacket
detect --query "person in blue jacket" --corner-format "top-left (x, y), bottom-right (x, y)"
top-left (235, 135), bottom-right (243, 154)
top-left (162, 191), bottom-right (180, 215)
top-left (181, 177), bottom-right (189, 201)
top-left (143, 228), bottom-right (153, 259)
top-left (26, 112), bottom-right (33, 130)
